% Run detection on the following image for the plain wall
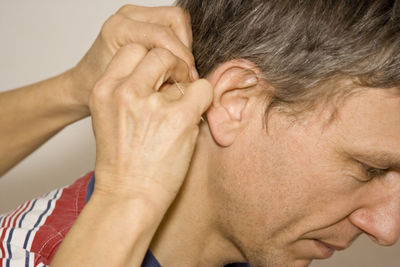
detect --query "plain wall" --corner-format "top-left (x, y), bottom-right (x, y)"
top-left (0, 1), bottom-right (398, 266)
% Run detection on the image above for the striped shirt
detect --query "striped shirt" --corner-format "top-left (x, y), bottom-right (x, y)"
top-left (0, 172), bottom-right (249, 267)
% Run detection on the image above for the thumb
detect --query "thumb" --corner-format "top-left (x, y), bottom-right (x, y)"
top-left (181, 79), bottom-right (213, 121)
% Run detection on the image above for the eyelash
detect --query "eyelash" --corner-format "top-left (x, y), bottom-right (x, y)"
top-left (362, 165), bottom-right (390, 180)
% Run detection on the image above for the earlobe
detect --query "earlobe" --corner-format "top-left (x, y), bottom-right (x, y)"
top-left (205, 60), bottom-right (260, 147)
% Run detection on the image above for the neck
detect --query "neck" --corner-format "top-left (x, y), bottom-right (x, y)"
top-left (149, 125), bottom-right (246, 267)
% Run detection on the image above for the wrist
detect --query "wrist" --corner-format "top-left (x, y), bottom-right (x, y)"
top-left (53, 189), bottom-right (164, 267)
top-left (89, 188), bottom-right (170, 226)
top-left (91, 175), bottom-right (178, 219)
top-left (61, 66), bottom-right (91, 117)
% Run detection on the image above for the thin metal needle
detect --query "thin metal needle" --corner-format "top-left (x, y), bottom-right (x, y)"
top-left (151, 48), bottom-right (206, 123)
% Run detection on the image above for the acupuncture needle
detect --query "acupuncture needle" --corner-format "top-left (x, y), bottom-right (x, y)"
top-left (151, 47), bottom-right (206, 123)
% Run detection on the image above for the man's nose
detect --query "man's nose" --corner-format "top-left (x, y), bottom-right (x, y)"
top-left (349, 199), bottom-right (400, 246)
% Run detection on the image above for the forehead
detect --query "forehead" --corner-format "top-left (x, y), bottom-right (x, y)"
top-left (328, 88), bottom-right (400, 157)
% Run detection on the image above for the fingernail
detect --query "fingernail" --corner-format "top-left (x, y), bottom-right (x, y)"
top-left (191, 66), bottom-right (199, 81)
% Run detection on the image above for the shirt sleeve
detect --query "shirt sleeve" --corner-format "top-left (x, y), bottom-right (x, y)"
top-left (0, 172), bottom-right (93, 267)
top-left (0, 243), bottom-right (49, 267)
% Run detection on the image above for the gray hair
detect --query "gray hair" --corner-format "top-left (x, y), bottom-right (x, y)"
top-left (176, 0), bottom-right (400, 117)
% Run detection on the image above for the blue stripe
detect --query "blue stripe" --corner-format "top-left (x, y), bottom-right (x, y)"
top-left (6, 227), bottom-right (14, 267)
top-left (19, 200), bottom-right (37, 228)
top-left (5, 202), bottom-right (32, 264)
top-left (23, 189), bottom-right (61, 250)
top-left (85, 174), bottom-right (95, 203)
top-left (25, 249), bottom-right (30, 267)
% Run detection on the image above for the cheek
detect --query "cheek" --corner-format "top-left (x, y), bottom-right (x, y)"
top-left (211, 116), bottom-right (364, 258)
top-left (259, 133), bottom-right (363, 234)
top-left (219, 123), bottom-right (360, 240)
top-left (211, 129), bottom-right (310, 242)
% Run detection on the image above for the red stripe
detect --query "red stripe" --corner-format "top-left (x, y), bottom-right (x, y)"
top-left (1, 202), bottom-right (23, 227)
top-left (0, 228), bottom-right (6, 260)
top-left (0, 213), bottom-right (8, 228)
top-left (0, 199), bottom-right (28, 258)
top-left (11, 200), bottom-right (31, 228)
top-left (0, 218), bottom-right (9, 258)
top-left (31, 172), bottom-right (93, 266)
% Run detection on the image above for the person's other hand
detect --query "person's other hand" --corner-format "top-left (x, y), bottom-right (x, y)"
top-left (89, 43), bottom-right (212, 211)
top-left (67, 5), bottom-right (197, 115)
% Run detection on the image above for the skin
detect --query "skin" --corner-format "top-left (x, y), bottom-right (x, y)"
top-left (51, 43), bottom-right (212, 266)
top-left (3, 4), bottom-right (399, 267)
top-left (49, 5), bottom-right (215, 267)
top-left (148, 62), bottom-right (400, 267)
top-left (0, 4), bottom-right (197, 176)
top-left (1, 4), bottom-right (210, 266)
top-left (209, 88), bottom-right (400, 267)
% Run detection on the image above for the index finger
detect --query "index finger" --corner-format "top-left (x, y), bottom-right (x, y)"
top-left (103, 15), bottom-right (198, 80)
top-left (117, 5), bottom-right (193, 50)
top-left (125, 48), bottom-right (192, 96)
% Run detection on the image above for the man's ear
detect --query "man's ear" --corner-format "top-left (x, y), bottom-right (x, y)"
top-left (206, 60), bottom-right (260, 147)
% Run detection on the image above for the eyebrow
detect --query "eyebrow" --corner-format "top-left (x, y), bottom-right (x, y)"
top-left (348, 150), bottom-right (400, 171)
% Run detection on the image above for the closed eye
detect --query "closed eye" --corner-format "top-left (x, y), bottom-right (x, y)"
top-left (362, 164), bottom-right (390, 180)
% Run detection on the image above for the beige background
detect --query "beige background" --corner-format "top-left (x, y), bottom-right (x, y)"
top-left (0, 1), bottom-right (398, 266)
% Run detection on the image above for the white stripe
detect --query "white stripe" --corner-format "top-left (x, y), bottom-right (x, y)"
top-left (7, 250), bottom-right (37, 267)
top-left (0, 214), bottom-right (5, 225)
top-left (0, 202), bottom-right (25, 259)
top-left (29, 252), bottom-right (36, 267)
top-left (18, 188), bottom-right (61, 229)
top-left (8, 201), bottom-right (30, 229)
top-left (2, 200), bottom-right (34, 255)
top-left (1, 186), bottom-right (68, 267)
top-left (14, 201), bottom-right (34, 228)
top-left (24, 188), bottom-right (63, 251)
top-left (3, 201), bottom-right (30, 260)
top-left (2, 210), bottom-right (14, 230)
top-left (0, 209), bottom-right (13, 225)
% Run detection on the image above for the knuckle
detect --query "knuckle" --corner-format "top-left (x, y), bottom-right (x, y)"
top-left (114, 84), bottom-right (135, 106)
top-left (155, 24), bottom-right (194, 66)
top-left (178, 51), bottom-right (195, 69)
top-left (172, 6), bottom-right (191, 24)
top-left (101, 14), bottom-right (124, 40)
top-left (93, 77), bottom-right (111, 94)
top-left (184, 51), bottom-right (195, 66)
top-left (120, 43), bottom-right (147, 58)
top-left (90, 78), bottom-right (111, 106)
top-left (171, 6), bottom-right (188, 20)
top-left (147, 93), bottom-right (165, 111)
top-left (157, 26), bottom-right (194, 66)
top-left (116, 4), bottom-right (135, 15)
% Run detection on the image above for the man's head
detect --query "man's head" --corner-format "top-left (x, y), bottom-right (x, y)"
top-left (178, 0), bottom-right (400, 117)
top-left (175, 0), bottom-right (400, 266)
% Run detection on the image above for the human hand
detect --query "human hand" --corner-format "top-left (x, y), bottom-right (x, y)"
top-left (88, 43), bottom-right (212, 211)
top-left (67, 5), bottom-right (197, 115)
